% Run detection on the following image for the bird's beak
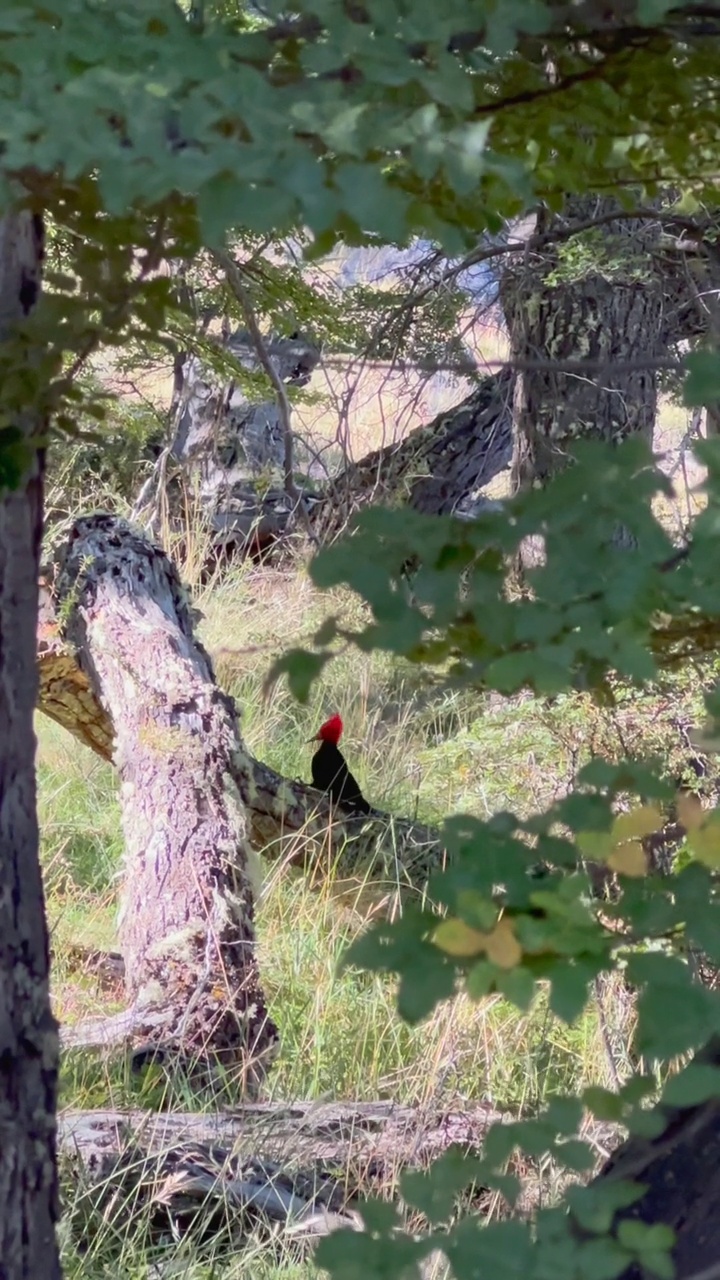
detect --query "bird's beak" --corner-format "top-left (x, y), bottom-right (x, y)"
top-left (307, 732), bottom-right (320, 743)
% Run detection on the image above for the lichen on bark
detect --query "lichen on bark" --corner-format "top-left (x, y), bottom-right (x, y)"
top-left (52, 514), bottom-right (278, 1093)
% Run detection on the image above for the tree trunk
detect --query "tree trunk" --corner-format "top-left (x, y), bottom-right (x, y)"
top-left (130, 328), bottom-right (322, 542)
top-left (50, 514), bottom-right (278, 1094)
top-left (501, 198), bottom-right (666, 493)
top-left (0, 211), bottom-right (61, 1277)
top-left (317, 368), bottom-right (513, 536)
top-left (586, 1033), bottom-right (720, 1278)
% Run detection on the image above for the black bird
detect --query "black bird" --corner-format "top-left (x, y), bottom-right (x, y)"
top-left (309, 713), bottom-right (372, 814)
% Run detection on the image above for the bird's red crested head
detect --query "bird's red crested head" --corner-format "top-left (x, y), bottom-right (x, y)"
top-left (314, 713), bottom-right (343, 744)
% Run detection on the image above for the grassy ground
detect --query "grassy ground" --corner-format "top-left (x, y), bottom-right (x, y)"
top-left (42, 546), bottom-right (717, 1277)
top-left (41, 364), bottom-right (711, 1273)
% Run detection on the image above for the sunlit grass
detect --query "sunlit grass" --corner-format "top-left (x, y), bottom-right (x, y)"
top-left (41, 390), bottom-right (714, 1273)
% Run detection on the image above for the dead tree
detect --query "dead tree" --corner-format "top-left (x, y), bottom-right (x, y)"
top-left (38, 525), bottom-right (447, 902)
top-left (49, 514), bottom-right (279, 1092)
top-left (131, 328), bottom-right (322, 545)
top-left (127, 350), bottom-right (513, 564)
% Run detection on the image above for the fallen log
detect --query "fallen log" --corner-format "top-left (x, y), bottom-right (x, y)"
top-left (57, 1098), bottom-right (618, 1248)
top-left (58, 1099), bottom-right (505, 1187)
top-left (56, 1098), bottom-right (523, 1243)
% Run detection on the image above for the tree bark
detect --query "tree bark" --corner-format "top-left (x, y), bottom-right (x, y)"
top-left (0, 211), bottom-right (61, 1277)
top-left (50, 514), bottom-right (278, 1094)
top-left (317, 368), bottom-right (513, 536)
top-left (586, 1034), bottom-right (720, 1278)
top-left (501, 197), bottom-right (666, 494)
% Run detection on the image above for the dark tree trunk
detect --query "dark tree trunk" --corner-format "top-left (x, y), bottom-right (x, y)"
top-left (501, 198), bottom-right (666, 493)
top-left (586, 1034), bottom-right (720, 1278)
top-left (0, 211), bottom-right (61, 1277)
top-left (50, 515), bottom-right (278, 1094)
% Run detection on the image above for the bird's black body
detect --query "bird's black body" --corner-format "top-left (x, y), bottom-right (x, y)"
top-left (310, 716), bottom-right (372, 814)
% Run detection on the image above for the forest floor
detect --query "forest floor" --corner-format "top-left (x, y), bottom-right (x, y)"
top-left (42, 394), bottom-right (714, 1278)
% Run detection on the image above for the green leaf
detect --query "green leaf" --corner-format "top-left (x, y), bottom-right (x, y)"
top-left (545, 1096), bottom-right (584, 1135)
top-left (566, 1181), bottom-right (645, 1235)
top-left (445, 1219), bottom-right (534, 1280)
top-left (465, 958), bottom-right (497, 999)
top-left (335, 165), bottom-right (411, 243)
top-left (616, 1220), bottom-right (675, 1256)
top-left (554, 1138), bottom-right (596, 1173)
top-left (583, 1087), bottom-right (624, 1122)
top-left (264, 648), bottom-right (331, 703)
top-left (661, 1063), bottom-right (720, 1107)
top-left (315, 1226), bottom-right (424, 1280)
top-left (0, 425), bottom-right (31, 491)
top-left (496, 965), bottom-right (536, 1010)
top-left (548, 958), bottom-right (598, 1024)
top-left (196, 172), bottom-right (255, 248)
top-left (396, 948), bottom-right (457, 1025)
top-left (402, 1149), bottom-right (486, 1224)
top-left (357, 1197), bottom-right (401, 1232)
top-left (629, 952), bottom-right (720, 1058)
top-left (575, 1235), bottom-right (633, 1280)
top-left (683, 350), bottom-right (720, 406)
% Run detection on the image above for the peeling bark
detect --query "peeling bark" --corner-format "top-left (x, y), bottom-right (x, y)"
top-left (0, 210), bottom-right (61, 1278)
top-left (50, 515), bottom-right (278, 1093)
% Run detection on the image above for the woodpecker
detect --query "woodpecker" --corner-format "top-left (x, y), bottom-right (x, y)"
top-left (309, 713), bottom-right (372, 814)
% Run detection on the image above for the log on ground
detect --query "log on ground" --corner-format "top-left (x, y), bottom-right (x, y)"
top-left (58, 1098), bottom-right (618, 1246)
